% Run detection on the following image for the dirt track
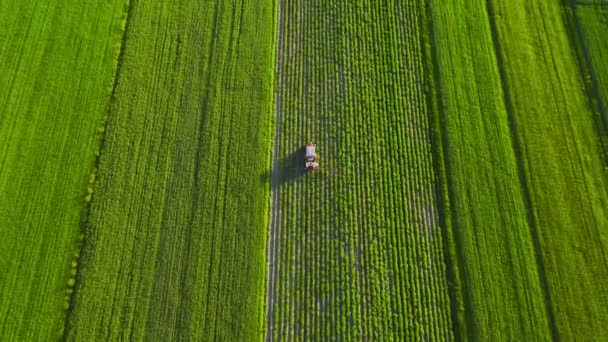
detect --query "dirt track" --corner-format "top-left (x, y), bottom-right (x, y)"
top-left (265, 0), bottom-right (285, 340)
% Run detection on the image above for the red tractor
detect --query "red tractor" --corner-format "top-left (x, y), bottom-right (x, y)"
top-left (305, 141), bottom-right (319, 171)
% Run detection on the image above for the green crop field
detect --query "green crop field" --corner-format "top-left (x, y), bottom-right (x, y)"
top-left (1, 0), bottom-right (608, 341)
top-left (65, 0), bottom-right (275, 340)
top-left (0, 0), bottom-right (128, 339)
top-left (428, 1), bottom-right (551, 339)
top-left (489, 1), bottom-right (608, 338)
top-left (266, 0), bottom-right (451, 340)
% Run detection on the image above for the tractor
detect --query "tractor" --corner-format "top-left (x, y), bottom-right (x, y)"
top-left (305, 141), bottom-right (319, 171)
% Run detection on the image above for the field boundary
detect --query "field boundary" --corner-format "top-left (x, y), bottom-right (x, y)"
top-left (422, 1), bottom-right (466, 341)
top-left (265, 0), bottom-right (285, 339)
top-left (63, 0), bottom-right (133, 335)
top-left (485, 1), bottom-right (559, 340)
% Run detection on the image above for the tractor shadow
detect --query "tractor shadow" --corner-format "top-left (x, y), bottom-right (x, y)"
top-left (278, 145), bottom-right (308, 183)
top-left (260, 145), bottom-right (308, 186)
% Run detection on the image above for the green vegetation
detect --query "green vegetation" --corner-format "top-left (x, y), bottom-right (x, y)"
top-left (489, 0), bottom-right (608, 339)
top-left (577, 5), bottom-right (608, 119)
top-left (65, 0), bottom-right (276, 340)
top-left (427, 1), bottom-right (551, 339)
top-left (428, 0), bottom-right (608, 340)
top-left (268, 0), bottom-right (452, 339)
top-left (0, 0), bottom-right (128, 339)
top-left (2, 0), bottom-right (608, 340)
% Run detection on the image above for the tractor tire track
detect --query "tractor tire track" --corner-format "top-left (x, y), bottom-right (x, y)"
top-left (485, 2), bottom-right (558, 338)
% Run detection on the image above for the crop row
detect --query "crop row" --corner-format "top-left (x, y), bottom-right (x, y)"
top-left (269, 0), bottom-right (452, 340)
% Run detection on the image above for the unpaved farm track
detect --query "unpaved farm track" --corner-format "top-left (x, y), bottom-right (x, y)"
top-left (265, 0), bottom-right (286, 339)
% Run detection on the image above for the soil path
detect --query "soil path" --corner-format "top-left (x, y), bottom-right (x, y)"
top-left (265, 0), bottom-right (285, 339)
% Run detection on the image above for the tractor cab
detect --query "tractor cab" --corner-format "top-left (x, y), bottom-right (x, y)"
top-left (305, 142), bottom-right (318, 171)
